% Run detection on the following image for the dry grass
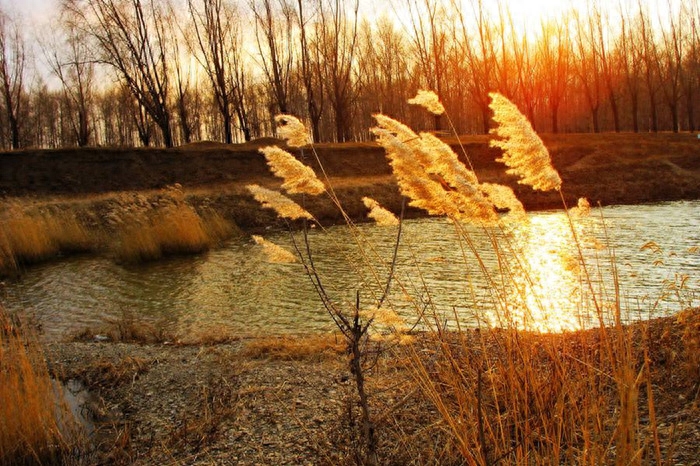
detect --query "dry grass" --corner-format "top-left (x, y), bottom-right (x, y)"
top-left (0, 204), bottom-right (94, 276)
top-left (0, 187), bottom-right (239, 275)
top-left (0, 306), bottom-right (81, 465)
top-left (241, 334), bottom-right (346, 361)
top-left (72, 311), bottom-right (174, 344)
top-left (108, 187), bottom-right (237, 263)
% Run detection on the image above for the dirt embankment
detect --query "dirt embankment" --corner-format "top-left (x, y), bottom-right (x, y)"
top-left (2, 133), bottom-right (699, 228)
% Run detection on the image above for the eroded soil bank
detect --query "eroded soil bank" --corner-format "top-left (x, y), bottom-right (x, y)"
top-left (2, 133), bottom-right (700, 230)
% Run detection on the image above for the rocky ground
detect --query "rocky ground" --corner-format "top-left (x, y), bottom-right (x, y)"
top-left (44, 308), bottom-right (700, 465)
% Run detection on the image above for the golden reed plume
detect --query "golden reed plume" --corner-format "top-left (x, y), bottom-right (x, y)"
top-left (274, 114), bottom-right (311, 148)
top-left (246, 184), bottom-right (313, 221)
top-left (252, 235), bottom-right (298, 263)
top-left (407, 90), bottom-right (445, 115)
top-left (362, 197), bottom-right (399, 226)
top-left (489, 92), bottom-right (562, 192)
top-left (259, 146), bottom-right (325, 195)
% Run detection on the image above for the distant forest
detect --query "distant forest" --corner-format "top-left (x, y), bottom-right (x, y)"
top-left (0, 0), bottom-right (698, 149)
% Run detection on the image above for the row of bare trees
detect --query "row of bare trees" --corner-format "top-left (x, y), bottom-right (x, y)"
top-left (1, 0), bottom-right (698, 150)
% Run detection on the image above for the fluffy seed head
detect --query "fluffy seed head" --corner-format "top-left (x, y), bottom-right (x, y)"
top-left (489, 92), bottom-right (562, 192)
top-left (259, 146), bottom-right (325, 195)
top-left (479, 183), bottom-right (527, 221)
top-left (408, 90), bottom-right (445, 115)
top-left (252, 235), bottom-right (298, 263)
top-left (274, 114), bottom-right (310, 147)
top-left (372, 114), bottom-right (497, 224)
top-left (570, 197), bottom-right (591, 217)
top-left (247, 184), bottom-right (313, 220)
top-left (362, 197), bottom-right (399, 226)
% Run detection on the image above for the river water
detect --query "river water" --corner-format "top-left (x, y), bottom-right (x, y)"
top-left (2, 200), bottom-right (698, 340)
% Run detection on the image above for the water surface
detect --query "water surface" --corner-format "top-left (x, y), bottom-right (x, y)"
top-left (2, 200), bottom-right (698, 339)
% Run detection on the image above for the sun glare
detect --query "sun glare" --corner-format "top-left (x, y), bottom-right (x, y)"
top-left (509, 212), bottom-right (586, 333)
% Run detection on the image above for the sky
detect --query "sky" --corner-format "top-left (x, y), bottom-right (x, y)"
top-left (9, 0), bottom-right (681, 27)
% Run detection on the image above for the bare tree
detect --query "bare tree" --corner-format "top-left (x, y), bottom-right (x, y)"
top-left (65, 0), bottom-right (174, 147)
top-left (0, 7), bottom-right (25, 149)
top-left (657, 2), bottom-right (684, 132)
top-left (538, 18), bottom-right (571, 133)
top-left (451, 0), bottom-right (498, 134)
top-left (250, 0), bottom-right (295, 116)
top-left (682, 1), bottom-right (699, 131)
top-left (314, 0), bottom-right (360, 142)
top-left (356, 16), bottom-right (411, 126)
top-left (618, 6), bottom-right (643, 132)
top-left (187, 0), bottom-right (251, 142)
top-left (573, 7), bottom-right (604, 132)
top-left (44, 15), bottom-right (95, 146)
top-left (590, 6), bottom-right (621, 132)
top-left (293, 0), bottom-right (323, 142)
top-left (637, 2), bottom-right (660, 132)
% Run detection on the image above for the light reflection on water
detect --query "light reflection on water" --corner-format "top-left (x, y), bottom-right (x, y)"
top-left (1, 200), bottom-right (698, 340)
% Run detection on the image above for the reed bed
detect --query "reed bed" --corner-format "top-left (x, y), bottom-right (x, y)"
top-left (245, 91), bottom-right (698, 465)
top-left (0, 306), bottom-right (81, 465)
top-left (0, 185), bottom-right (237, 275)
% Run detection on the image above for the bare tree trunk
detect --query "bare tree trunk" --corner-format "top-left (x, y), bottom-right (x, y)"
top-left (0, 8), bottom-right (25, 149)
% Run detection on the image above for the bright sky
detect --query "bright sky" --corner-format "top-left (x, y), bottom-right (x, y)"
top-left (10, 0), bottom-right (680, 27)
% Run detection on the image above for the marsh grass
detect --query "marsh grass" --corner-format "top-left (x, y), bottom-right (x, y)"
top-left (0, 306), bottom-right (81, 465)
top-left (0, 204), bottom-right (94, 276)
top-left (241, 93), bottom-right (700, 464)
top-left (110, 187), bottom-right (237, 263)
top-left (0, 185), bottom-right (237, 275)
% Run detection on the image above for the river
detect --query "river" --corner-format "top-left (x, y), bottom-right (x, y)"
top-left (2, 200), bottom-right (698, 340)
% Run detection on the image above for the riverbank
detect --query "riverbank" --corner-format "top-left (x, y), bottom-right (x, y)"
top-left (43, 308), bottom-right (699, 465)
top-left (2, 132), bottom-right (700, 220)
top-left (1, 133), bottom-right (699, 276)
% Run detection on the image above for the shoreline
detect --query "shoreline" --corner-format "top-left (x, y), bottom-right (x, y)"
top-left (42, 308), bottom-right (700, 465)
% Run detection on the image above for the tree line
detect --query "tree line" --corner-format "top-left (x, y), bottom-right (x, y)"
top-left (0, 0), bottom-right (698, 150)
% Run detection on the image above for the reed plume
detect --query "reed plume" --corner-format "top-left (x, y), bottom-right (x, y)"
top-left (274, 114), bottom-right (311, 147)
top-left (407, 89), bottom-right (445, 115)
top-left (362, 197), bottom-right (399, 226)
top-left (372, 114), bottom-right (497, 224)
top-left (489, 92), bottom-right (562, 192)
top-left (259, 146), bottom-right (325, 195)
top-left (246, 184), bottom-right (313, 221)
top-left (570, 197), bottom-right (592, 217)
top-left (479, 183), bottom-right (526, 220)
top-left (252, 235), bottom-right (297, 263)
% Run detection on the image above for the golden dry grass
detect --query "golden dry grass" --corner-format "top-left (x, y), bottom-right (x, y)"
top-left (0, 205), bottom-right (94, 275)
top-left (241, 334), bottom-right (346, 361)
top-left (112, 203), bottom-right (234, 263)
top-left (0, 306), bottom-right (80, 465)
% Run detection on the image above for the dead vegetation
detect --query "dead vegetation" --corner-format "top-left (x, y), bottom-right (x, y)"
top-left (0, 306), bottom-right (83, 466)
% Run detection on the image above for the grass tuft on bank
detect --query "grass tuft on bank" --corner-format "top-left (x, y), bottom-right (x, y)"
top-left (0, 306), bottom-right (82, 465)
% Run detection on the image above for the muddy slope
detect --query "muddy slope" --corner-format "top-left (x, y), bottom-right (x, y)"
top-left (2, 133), bottom-right (699, 211)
